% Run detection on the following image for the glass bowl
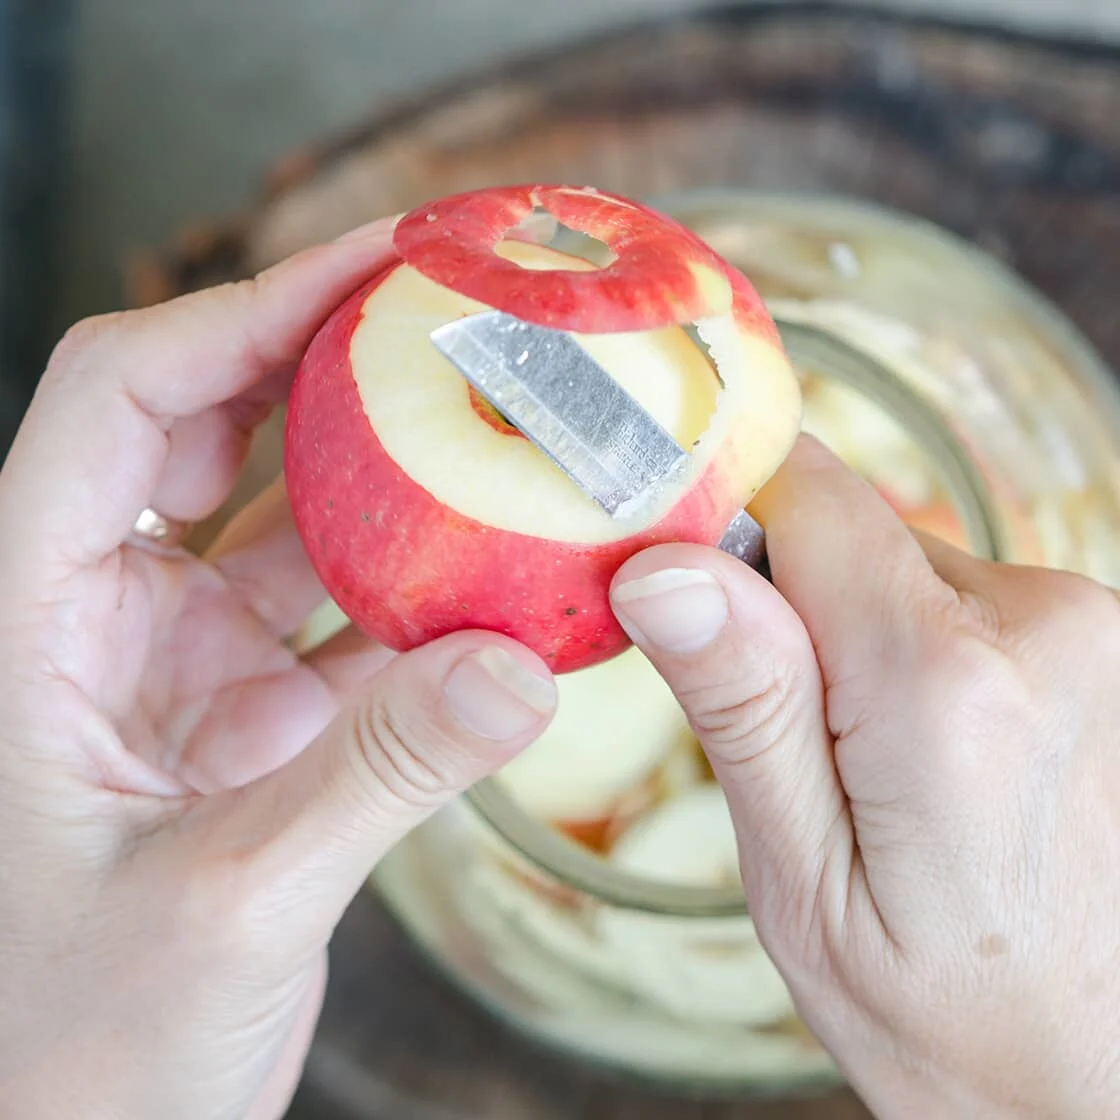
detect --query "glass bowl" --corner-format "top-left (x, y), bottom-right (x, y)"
top-left (368, 191), bottom-right (1120, 1096)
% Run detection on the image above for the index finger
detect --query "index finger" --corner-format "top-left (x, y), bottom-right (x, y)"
top-left (0, 220), bottom-right (397, 587)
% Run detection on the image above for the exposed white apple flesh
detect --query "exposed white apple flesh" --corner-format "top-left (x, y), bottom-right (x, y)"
top-left (351, 240), bottom-right (723, 542)
top-left (801, 376), bottom-right (934, 506)
top-left (801, 374), bottom-right (970, 547)
top-left (600, 785), bottom-right (796, 1027)
top-left (290, 596), bottom-right (351, 655)
top-left (495, 646), bottom-right (697, 824)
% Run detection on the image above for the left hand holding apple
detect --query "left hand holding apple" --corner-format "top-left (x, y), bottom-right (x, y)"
top-left (0, 222), bottom-right (557, 1120)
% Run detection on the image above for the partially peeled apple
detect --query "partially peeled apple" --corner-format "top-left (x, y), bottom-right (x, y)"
top-left (286, 185), bottom-right (801, 672)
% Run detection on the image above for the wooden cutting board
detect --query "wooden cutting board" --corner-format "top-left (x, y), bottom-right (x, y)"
top-left (129, 7), bottom-right (1120, 1117)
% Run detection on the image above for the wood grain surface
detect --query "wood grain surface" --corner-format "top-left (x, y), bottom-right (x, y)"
top-left (133, 7), bottom-right (1120, 1116)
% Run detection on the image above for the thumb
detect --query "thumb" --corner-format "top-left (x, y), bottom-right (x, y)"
top-left (609, 543), bottom-right (850, 922)
top-left (227, 632), bottom-right (556, 929)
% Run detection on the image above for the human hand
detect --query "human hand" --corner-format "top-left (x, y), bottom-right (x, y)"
top-left (0, 224), bottom-right (557, 1120)
top-left (610, 436), bottom-right (1120, 1118)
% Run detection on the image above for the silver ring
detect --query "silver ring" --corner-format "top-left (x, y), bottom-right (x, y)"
top-left (130, 507), bottom-right (192, 549)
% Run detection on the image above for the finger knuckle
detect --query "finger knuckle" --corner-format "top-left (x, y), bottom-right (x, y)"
top-left (349, 695), bottom-right (453, 814)
top-left (225, 264), bottom-right (307, 369)
top-left (918, 635), bottom-right (1035, 766)
top-left (951, 585), bottom-right (1004, 644)
top-left (683, 664), bottom-right (799, 757)
top-left (46, 313), bottom-right (127, 376)
top-left (239, 267), bottom-right (273, 306)
top-left (987, 568), bottom-right (1120, 665)
top-left (898, 565), bottom-right (969, 635)
top-left (1025, 572), bottom-right (1120, 706)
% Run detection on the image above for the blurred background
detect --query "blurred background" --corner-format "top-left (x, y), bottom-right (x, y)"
top-left (4, 2), bottom-right (1120, 1117)
top-left (3, 0), bottom-right (1120, 456)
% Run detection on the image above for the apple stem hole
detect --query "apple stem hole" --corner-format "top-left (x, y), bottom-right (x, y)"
top-left (498, 206), bottom-right (618, 270)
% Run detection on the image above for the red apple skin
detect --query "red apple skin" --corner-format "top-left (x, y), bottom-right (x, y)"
top-left (394, 184), bottom-right (779, 341)
top-left (287, 276), bottom-right (758, 674)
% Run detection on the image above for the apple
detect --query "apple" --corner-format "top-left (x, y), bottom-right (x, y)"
top-left (285, 185), bottom-right (801, 672)
top-left (601, 785), bottom-right (797, 1028)
top-left (799, 375), bottom-right (976, 551)
top-left (800, 375), bottom-right (935, 508)
top-left (494, 645), bottom-right (699, 847)
top-left (878, 488), bottom-right (971, 550)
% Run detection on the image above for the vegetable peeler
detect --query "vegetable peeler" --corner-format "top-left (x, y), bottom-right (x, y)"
top-left (430, 309), bottom-right (768, 571)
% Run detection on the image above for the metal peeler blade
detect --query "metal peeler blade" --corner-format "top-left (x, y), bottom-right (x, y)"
top-left (430, 309), bottom-right (767, 570)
